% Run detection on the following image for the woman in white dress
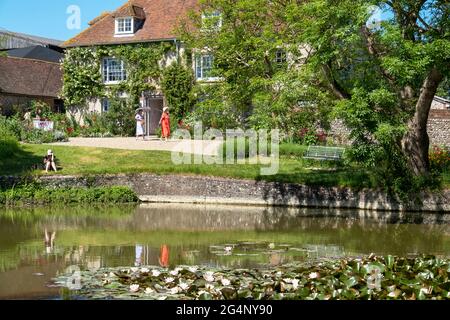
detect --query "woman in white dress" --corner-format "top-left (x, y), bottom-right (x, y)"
top-left (135, 110), bottom-right (145, 140)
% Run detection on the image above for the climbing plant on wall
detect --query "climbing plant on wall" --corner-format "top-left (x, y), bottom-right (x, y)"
top-left (161, 62), bottom-right (195, 122)
top-left (61, 42), bottom-right (177, 135)
top-left (61, 42), bottom-right (175, 108)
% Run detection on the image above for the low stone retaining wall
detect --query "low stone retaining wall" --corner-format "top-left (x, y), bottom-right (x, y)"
top-left (330, 113), bottom-right (450, 147)
top-left (1, 174), bottom-right (449, 212)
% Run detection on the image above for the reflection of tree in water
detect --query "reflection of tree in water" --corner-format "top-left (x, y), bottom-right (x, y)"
top-left (0, 205), bottom-right (449, 273)
top-left (258, 207), bottom-right (450, 256)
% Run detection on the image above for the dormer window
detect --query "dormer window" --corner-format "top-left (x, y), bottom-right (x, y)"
top-left (115, 17), bottom-right (134, 35)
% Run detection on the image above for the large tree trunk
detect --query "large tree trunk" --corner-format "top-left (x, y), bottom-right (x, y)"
top-left (401, 67), bottom-right (443, 176)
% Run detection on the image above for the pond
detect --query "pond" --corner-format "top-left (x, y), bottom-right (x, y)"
top-left (0, 203), bottom-right (449, 299)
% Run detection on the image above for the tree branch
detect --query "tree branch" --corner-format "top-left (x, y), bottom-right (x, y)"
top-left (416, 14), bottom-right (442, 34)
top-left (321, 63), bottom-right (350, 100)
top-left (414, 67), bottom-right (443, 131)
top-left (361, 26), bottom-right (396, 87)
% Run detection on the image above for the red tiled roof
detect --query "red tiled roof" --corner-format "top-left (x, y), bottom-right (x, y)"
top-left (0, 56), bottom-right (62, 98)
top-left (88, 12), bottom-right (110, 26)
top-left (63, 0), bottom-right (199, 47)
top-left (113, 4), bottom-right (146, 19)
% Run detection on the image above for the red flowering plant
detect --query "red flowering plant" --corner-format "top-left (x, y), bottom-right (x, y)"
top-left (429, 145), bottom-right (450, 171)
top-left (315, 130), bottom-right (328, 145)
top-left (296, 128), bottom-right (328, 146)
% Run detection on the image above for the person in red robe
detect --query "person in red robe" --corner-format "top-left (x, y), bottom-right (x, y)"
top-left (158, 245), bottom-right (170, 268)
top-left (159, 107), bottom-right (171, 141)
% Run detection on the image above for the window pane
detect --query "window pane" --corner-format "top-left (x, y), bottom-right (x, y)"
top-left (196, 55), bottom-right (202, 79)
top-left (276, 49), bottom-right (287, 64)
top-left (195, 54), bottom-right (215, 80)
top-left (118, 19), bottom-right (124, 32)
top-left (103, 58), bottom-right (126, 83)
top-left (102, 99), bottom-right (110, 112)
top-left (124, 19), bottom-right (132, 32)
top-left (202, 11), bottom-right (222, 29)
top-left (117, 18), bottom-right (132, 33)
top-left (202, 55), bottom-right (213, 78)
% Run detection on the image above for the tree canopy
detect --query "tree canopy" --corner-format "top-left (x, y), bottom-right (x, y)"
top-left (181, 0), bottom-right (450, 192)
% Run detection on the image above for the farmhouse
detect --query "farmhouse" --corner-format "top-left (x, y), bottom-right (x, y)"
top-left (63, 0), bottom-right (202, 134)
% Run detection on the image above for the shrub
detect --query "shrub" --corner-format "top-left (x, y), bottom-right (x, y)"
top-left (104, 99), bottom-right (136, 136)
top-left (161, 63), bottom-right (195, 122)
top-left (279, 143), bottom-right (308, 157)
top-left (0, 115), bottom-right (23, 140)
top-left (0, 185), bottom-right (139, 205)
top-left (429, 145), bottom-right (450, 172)
top-left (0, 136), bottom-right (21, 159)
top-left (18, 125), bottom-right (68, 144)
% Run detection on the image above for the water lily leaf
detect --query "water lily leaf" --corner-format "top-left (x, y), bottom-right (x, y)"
top-left (221, 287), bottom-right (236, 300)
top-left (198, 292), bottom-right (212, 300)
top-left (104, 282), bottom-right (121, 289)
top-left (344, 276), bottom-right (359, 288)
top-left (297, 287), bottom-right (310, 298)
top-left (417, 289), bottom-right (426, 300)
top-left (237, 289), bottom-right (252, 299)
top-left (194, 278), bottom-right (206, 287)
top-left (385, 255), bottom-right (395, 270)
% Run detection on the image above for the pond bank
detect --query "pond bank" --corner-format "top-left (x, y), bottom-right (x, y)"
top-left (1, 174), bottom-right (449, 212)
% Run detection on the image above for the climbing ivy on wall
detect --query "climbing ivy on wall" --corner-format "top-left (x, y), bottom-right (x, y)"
top-left (161, 62), bottom-right (195, 122)
top-left (61, 42), bottom-right (174, 108)
top-left (61, 47), bottom-right (103, 106)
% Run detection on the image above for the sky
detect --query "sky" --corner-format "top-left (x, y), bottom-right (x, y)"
top-left (0, 0), bottom-right (395, 42)
top-left (0, 0), bottom-right (125, 41)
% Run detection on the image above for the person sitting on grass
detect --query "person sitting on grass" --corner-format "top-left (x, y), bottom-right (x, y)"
top-left (43, 149), bottom-right (57, 173)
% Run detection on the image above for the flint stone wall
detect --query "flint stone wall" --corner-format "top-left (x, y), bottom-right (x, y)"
top-left (1, 174), bottom-right (449, 212)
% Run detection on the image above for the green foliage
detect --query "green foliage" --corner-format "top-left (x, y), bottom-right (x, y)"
top-left (29, 100), bottom-right (53, 119)
top-left (0, 136), bottom-right (21, 159)
top-left (429, 145), bottom-right (450, 172)
top-left (61, 48), bottom-right (104, 106)
top-left (180, 0), bottom-right (335, 142)
top-left (162, 62), bottom-right (195, 122)
top-left (436, 77), bottom-right (450, 99)
top-left (21, 128), bottom-right (68, 144)
top-left (0, 185), bottom-right (139, 205)
top-left (104, 99), bottom-right (136, 136)
top-left (62, 44), bottom-right (172, 108)
top-left (0, 105), bottom-right (69, 144)
top-left (0, 115), bottom-right (22, 139)
top-left (78, 113), bottom-right (113, 137)
top-left (183, 84), bottom-right (243, 132)
top-left (279, 0), bottom-right (450, 192)
top-left (62, 43), bottom-right (175, 136)
top-left (56, 255), bottom-right (450, 300)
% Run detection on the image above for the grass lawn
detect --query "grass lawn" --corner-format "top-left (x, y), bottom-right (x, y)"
top-left (1, 143), bottom-right (448, 189)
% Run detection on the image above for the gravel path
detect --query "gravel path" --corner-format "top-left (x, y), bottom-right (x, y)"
top-left (50, 137), bottom-right (223, 156)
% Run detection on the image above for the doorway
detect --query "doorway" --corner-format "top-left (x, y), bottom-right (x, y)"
top-left (147, 98), bottom-right (164, 135)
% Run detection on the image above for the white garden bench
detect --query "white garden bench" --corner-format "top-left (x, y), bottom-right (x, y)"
top-left (303, 146), bottom-right (345, 161)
